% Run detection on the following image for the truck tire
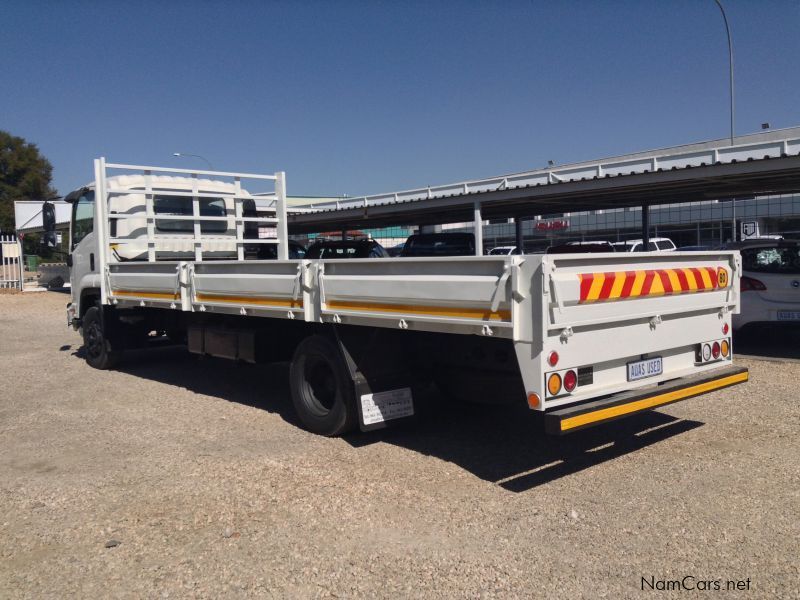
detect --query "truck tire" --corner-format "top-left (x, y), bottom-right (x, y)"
top-left (82, 306), bottom-right (119, 370)
top-left (289, 335), bottom-right (357, 436)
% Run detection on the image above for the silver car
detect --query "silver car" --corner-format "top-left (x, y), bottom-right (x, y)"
top-left (729, 240), bottom-right (800, 332)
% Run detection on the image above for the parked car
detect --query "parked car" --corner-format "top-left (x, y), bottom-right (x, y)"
top-left (257, 240), bottom-right (307, 260)
top-left (400, 233), bottom-right (475, 257)
top-left (723, 239), bottom-right (800, 332)
top-left (386, 243), bottom-right (405, 257)
top-left (38, 262), bottom-right (70, 289)
top-left (676, 245), bottom-right (714, 252)
top-left (305, 239), bottom-right (389, 259)
top-left (488, 246), bottom-right (521, 256)
top-left (566, 241), bottom-right (615, 251)
top-left (611, 237), bottom-right (676, 252)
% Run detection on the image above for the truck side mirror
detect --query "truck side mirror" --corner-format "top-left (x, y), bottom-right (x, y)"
top-left (43, 202), bottom-right (56, 232)
top-left (42, 202), bottom-right (57, 247)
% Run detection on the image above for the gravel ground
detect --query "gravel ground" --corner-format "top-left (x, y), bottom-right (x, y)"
top-left (1, 292), bottom-right (798, 598)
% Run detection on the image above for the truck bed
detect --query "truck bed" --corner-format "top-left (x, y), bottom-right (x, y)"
top-left (105, 250), bottom-right (741, 412)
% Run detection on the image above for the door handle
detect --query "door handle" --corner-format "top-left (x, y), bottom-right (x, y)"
top-left (90, 253), bottom-right (95, 271)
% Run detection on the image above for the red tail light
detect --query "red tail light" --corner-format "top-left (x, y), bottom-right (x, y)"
top-left (712, 341), bottom-right (721, 359)
top-left (563, 370), bottom-right (578, 392)
top-left (741, 276), bottom-right (767, 292)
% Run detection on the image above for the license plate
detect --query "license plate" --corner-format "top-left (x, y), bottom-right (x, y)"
top-left (627, 357), bottom-right (663, 382)
top-left (777, 310), bottom-right (800, 321)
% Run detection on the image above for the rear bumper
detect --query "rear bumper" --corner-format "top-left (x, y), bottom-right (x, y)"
top-left (544, 365), bottom-right (749, 435)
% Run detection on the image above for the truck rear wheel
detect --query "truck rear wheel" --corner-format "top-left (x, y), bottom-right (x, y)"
top-left (82, 306), bottom-right (119, 370)
top-left (289, 335), bottom-right (357, 436)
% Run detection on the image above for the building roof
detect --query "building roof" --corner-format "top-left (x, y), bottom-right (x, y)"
top-left (288, 127), bottom-right (800, 233)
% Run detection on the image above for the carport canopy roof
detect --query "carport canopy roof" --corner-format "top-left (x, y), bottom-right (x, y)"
top-left (288, 127), bottom-right (800, 233)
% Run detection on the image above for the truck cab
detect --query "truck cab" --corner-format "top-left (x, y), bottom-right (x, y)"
top-left (65, 174), bottom-right (269, 322)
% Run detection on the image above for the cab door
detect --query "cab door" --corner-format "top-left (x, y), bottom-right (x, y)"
top-left (68, 189), bottom-right (98, 307)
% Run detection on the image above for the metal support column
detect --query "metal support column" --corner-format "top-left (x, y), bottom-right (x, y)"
top-left (515, 217), bottom-right (524, 253)
top-left (473, 200), bottom-right (483, 256)
top-left (275, 171), bottom-right (289, 260)
top-left (641, 204), bottom-right (650, 251)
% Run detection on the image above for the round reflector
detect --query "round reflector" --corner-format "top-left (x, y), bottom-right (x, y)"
top-left (527, 392), bottom-right (541, 409)
top-left (548, 351), bottom-right (559, 367)
top-left (547, 373), bottom-right (562, 396)
top-left (722, 322), bottom-right (729, 335)
top-left (563, 370), bottom-right (578, 392)
top-left (712, 341), bottom-right (721, 359)
top-left (702, 344), bottom-right (712, 361)
top-left (721, 339), bottom-right (730, 357)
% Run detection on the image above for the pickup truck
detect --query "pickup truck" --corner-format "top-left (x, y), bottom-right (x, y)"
top-left (61, 159), bottom-right (748, 436)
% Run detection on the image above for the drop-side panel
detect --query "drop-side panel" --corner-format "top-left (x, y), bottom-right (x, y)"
top-left (191, 260), bottom-right (305, 316)
top-left (107, 262), bottom-right (181, 305)
top-left (316, 256), bottom-right (515, 335)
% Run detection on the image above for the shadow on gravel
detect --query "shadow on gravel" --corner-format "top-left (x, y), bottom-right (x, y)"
top-left (347, 403), bottom-right (703, 493)
top-left (76, 344), bottom-right (301, 427)
top-left (72, 343), bottom-right (703, 493)
top-left (734, 326), bottom-right (800, 360)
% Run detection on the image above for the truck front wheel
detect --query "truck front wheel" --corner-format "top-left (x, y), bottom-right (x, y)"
top-left (289, 335), bottom-right (357, 436)
top-left (82, 306), bottom-right (120, 370)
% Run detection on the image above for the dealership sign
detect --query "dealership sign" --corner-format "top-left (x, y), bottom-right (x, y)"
top-left (535, 219), bottom-right (570, 231)
top-left (740, 220), bottom-right (759, 240)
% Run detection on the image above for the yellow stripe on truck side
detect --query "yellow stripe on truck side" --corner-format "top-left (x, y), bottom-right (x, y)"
top-left (195, 293), bottom-right (303, 308)
top-left (559, 370), bottom-right (750, 432)
top-left (667, 269), bottom-right (682, 292)
top-left (586, 273), bottom-right (606, 302)
top-left (111, 290), bottom-right (179, 300)
top-left (325, 300), bottom-right (511, 322)
top-left (609, 271), bottom-right (627, 299)
top-left (630, 270), bottom-right (647, 296)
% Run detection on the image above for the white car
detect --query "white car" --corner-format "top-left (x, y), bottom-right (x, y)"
top-left (731, 240), bottom-right (800, 332)
top-left (612, 237), bottom-right (676, 252)
top-left (487, 246), bottom-right (521, 255)
top-left (566, 240), bottom-right (615, 251)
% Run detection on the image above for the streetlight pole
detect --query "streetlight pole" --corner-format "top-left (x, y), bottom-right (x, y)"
top-left (172, 152), bottom-right (215, 170)
top-left (713, 0), bottom-right (736, 241)
top-left (713, 0), bottom-right (735, 146)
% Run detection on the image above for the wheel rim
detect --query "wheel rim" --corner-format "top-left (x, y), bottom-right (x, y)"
top-left (302, 356), bottom-right (337, 416)
top-left (85, 321), bottom-right (104, 360)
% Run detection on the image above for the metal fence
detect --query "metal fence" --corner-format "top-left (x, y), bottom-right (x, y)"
top-left (0, 235), bottom-right (24, 289)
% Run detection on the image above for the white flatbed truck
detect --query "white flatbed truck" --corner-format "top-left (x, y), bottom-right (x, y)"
top-left (63, 159), bottom-right (748, 436)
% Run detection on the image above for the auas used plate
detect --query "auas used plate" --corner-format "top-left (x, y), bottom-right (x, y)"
top-left (627, 357), bottom-right (663, 382)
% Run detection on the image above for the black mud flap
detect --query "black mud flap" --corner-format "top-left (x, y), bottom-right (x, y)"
top-left (333, 327), bottom-right (418, 432)
top-left (545, 365), bottom-right (749, 435)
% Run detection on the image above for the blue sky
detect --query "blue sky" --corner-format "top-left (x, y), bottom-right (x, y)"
top-left (2, 0), bottom-right (799, 197)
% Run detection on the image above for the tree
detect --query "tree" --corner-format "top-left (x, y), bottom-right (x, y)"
top-left (0, 130), bottom-right (58, 233)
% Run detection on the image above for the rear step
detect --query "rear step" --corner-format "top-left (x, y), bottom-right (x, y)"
top-left (545, 365), bottom-right (749, 435)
